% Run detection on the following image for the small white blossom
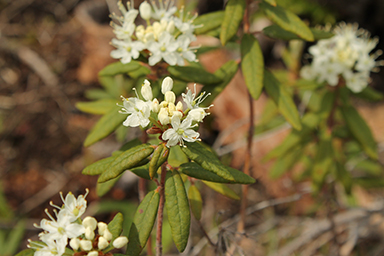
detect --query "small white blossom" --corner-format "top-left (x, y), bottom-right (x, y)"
top-left (80, 240), bottom-right (93, 251)
top-left (147, 31), bottom-right (179, 66)
top-left (28, 239), bottom-right (66, 256)
top-left (85, 227), bottom-right (95, 240)
top-left (103, 229), bottom-right (113, 241)
top-left (162, 115), bottom-right (200, 147)
top-left (164, 91), bottom-right (176, 103)
top-left (139, 1), bottom-right (152, 20)
top-left (98, 236), bottom-right (109, 250)
top-left (50, 189), bottom-right (88, 222)
top-left (150, 0), bottom-right (177, 20)
top-left (97, 222), bottom-right (108, 236)
top-left (120, 96), bottom-right (151, 128)
top-left (141, 79), bottom-right (153, 101)
top-left (87, 251), bottom-right (98, 256)
top-left (110, 39), bottom-right (145, 64)
top-left (113, 236), bottom-right (129, 248)
top-left (182, 84), bottom-right (211, 110)
top-left (161, 76), bottom-right (173, 94)
top-left (69, 238), bottom-right (80, 251)
top-left (83, 217), bottom-right (97, 231)
top-left (188, 108), bottom-right (207, 122)
top-left (158, 107), bottom-right (170, 125)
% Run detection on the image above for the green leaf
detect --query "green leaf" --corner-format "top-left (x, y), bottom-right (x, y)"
top-left (241, 34), bottom-right (264, 100)
top-left (182, 142), bottom-right (235, 182)
top-left (130, 163), bottom-right (151, 180)
top-left (353, 86), bottom-right (384, 102)
top-left (167, 66), bottom-right (222, 85)
top-left (311, 133), bottom-right (334, 188)
top-left (126, 190), bottom-right (160, 256)
top-left (168, 145), bottom-right (189, 167)
top-left (149, 144), bottom-right (169, 179)
top-left (264, 69), bottom-right (301, 130)
top-left (259, 1), bottom-right (314, 41)
top-left (354, 177), bottom-right (384, 188)
top-left (85, 89), bottom-right (114, 100)
top-left (82, 156), bottom-right (116, 176)
top-left (354, 159), bottom-right (382, 176)
top-left (201, 60), bottom-right (238, 107)
top-left (15, 249), bottom-right (35, 256)
top-left (264, 0), bottom-right (277, 6)
top-left (202, 181), bottom-right (240, 200)
top-left (99, 61), bottom-right (141, 76)
top-left (269, 146), bottom-right (303, 179)
top-left (193, 11), bottom-right (225, 35)
top-left (180, 162), bottom-right (255, 184)
top-left (165, 171), bottom-right (190, 252)
top-left (108, 212), bottom-right (124, 241)
top-left (76, 99), bottom-right (118, 115)
top-left (84, 108), bottom-right (126, 147)
top-left (98, 144), bottom-right (154, 183)
top-left (220, 0), bottom-right (246, 45)
top-left (188, 185), bottom-right (202, 220)
top-left (97, 174), bottom-right (123, 197)
top-left (263, 24), bottom-right (333, 41)
top-left (341, 105), bottom-right (378, 160)
top-left (4, 219), bottom-right (25, 255)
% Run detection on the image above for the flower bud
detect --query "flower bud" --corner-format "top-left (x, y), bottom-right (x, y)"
top-left (69, 238), bottom-right (80, 250)
top-left (161, 77), bottom-right (173, 94)
top-left (153, 22), bottom-right (164, 37)
top-left (172, 110), bottom-right (183, 119)
top-left (139, 1), bottom-right (152, 20)
top-left (113, 236), bottom-right (129, 249)
top-left (83, 217), bottom-right (97, 230)
top-left (80, 240), bottom-right (93, 251)
top-left (188, 108), bottom-right (206, 122)
top-left (85, 227), bottom-right (95, 240)
top-left (141, 79), bottom-right (153, 101)
top-left (176, 101), bottom-right (183, 111)
top-left (158, 108), bottom-right (170, 125)
top-left (87, 251), bottom-right (98, 256)
top-left (151, 98), bottom-right (160, 112)
top-left (165, 91), bottom-right (176, 103)
top-left (166, 20), bottom-right (175, 34)
top-left (97, 222), bottom-right (108, 236)
top-left (168, 102), bottom-right (176, 115)
top-left (103, 229), bottom-right (113, 241)
top-left (98, 236), bottom-right (109, 250)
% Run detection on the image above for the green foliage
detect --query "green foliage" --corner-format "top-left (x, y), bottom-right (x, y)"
top-left (127, 190), bottom-right (160, 256)
top-left (193, 11), bottom-right (225, 35)
top-left (263, 24), bottom-right (333, 41)
top-left (220, 0), bottom-right (246, 45)
top-left (188, 185), bottom-right (203, 220)
top-left (99, 61), bottom-right (142, 77)
top-left (149, 143), bottom-right (169, 179)
top-left (0, 220), bottom-right (25, 256)
top-left (201, 181), bottom-right (240, 200)
top-left (241, 34), bottom-right (264, 100)
top-left (165, 171), bottom-right (190, 252)
top-left (108, 212), bottom-right (124, 241)
top-left (76, 99), bottom-right (118, 115)
top-left (167, 65), bottom-right (222, 84)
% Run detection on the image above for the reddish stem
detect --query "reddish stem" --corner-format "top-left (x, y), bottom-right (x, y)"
top-left (156, 162), bottom-right (167, 256)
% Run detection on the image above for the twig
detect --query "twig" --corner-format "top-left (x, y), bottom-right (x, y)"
top-left (156, 163), bottom-right (167, 256)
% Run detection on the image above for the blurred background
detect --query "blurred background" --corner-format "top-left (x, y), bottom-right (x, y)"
top-left (1, 0), bottom-right (384, 255)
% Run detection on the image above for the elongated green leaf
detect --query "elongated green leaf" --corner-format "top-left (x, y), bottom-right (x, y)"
top-left (311, 134), bottom-right (334, 188)
top-left (341, 105), bottom-right (378, 160)
top-left (241, 34), bottom-right (264, 100)
top-left (127, 191), bottom-right (160, 256)
top-left (353, 86), bottom-right (384, 102)
top-left (76, 99), bottom-right (118, 115)
top-left (84, 108), bottom-right (126, 147)
top-left (201, 60), bottom-right (238, 107)
top-left (182, 142), bottom-right (234, 182)
top-left (130, 163), bottom-right (151, 180)
top-left (4, 220), bottom-right (25, 255)
top-left (85, 89), bottom-right (115, 100)
top-left (82, 156), bottom-right (116, 176)
top-left (202, 181), bottom-right (240, 200)
top-left (180, 162), bottom-right (255, 184)
top-left (167, 66), bottom-right (222, 85)
top-left (188, 185), bottom-right (202, 220)
top-left (15, 249), bottom-right (34, 256)
top-left (354, 177), bottom-right (384, 188)
top-left (97, 174), bottom-right (123, 197)
top-left (149, 144), bottom-right (169, 179)
top-left (269, 146), bottom-right (303, 179)
top-left (264, 0), bottom-right (276, 6)
top-left (193, 11), bottom-right (225, 35)
top-left (354, 159), bottom-right (382, 176)
top-left (263, 24), bottom-right (333, 41)
top-left (99, 61), bottom-right (141, 76)
top-left (259, 2), bottom-right (314, 41)
top-left (168, 145), bottom-right (189, 167)
top-left (108, 212), bottom-right (124, 241)
top-left (98, 144), bottom-right (154, 183)
top-left (220, 0), bottom-right (245, 45)
top-left (264, 70), bottom-right (301, 130)
top-left (165, 171), bottom-right (190, 252)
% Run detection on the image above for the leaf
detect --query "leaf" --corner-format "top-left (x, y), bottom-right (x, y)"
top-left (15, 249), bottom-right (35, 256)
top-left (201, 60), bottom-right (238, 107)
top-left (165, 171), bottom-right (190, 252)
top-left (82, 156), bottom-right (116, 176)
top-left (201, 181), bottom-right (240, 200)
top-left (4, 219), bottom-right (25, 255)
top-left (220, 0), bottom-right (246, 45)
top-left (311, 134), bottom-right (334, 188)
top-left (168, 145), bottom-right (189, 167)
top-left (188, 185), bottom-right (202, 220)
top-left (97, 174), bottom-right (123, 197)
top-left (180, 162), bottom-right (255, 184)
top-left (263, 24), bottom-right (333, 41)
top-left (354, 177), bottom-right (384, 188)
top-left (241, 34), bottom-right (264, 100)
top-left (130, 163), bottom-right (151, 180)
top-left (269, 146), bottom-right (303, 179)
top-left (84, 108), bottom-right (127, 147)
top-left (126, 191), bottom-right (160, 256)
top-left (76, 99), bottom-right (118, 115)
top-left (263, 0), bottom-right (276, 6)
top-left (108, 212), bottom-right (124, 241)
top-left (264, 69), bottom-right (302, 130)
top-left (182, 142), bottom-right (235, 182)
top-left (193, 11), bottom-right (225, 35)
top-left (259, 1), bottom-right (314, 41)
top-left (353, 86), bottom-right (384, 102)
top-left (85, 89), bottom-right (115, 100)
top-left (341, 105), bottom-right (378, 160)
top-left (167, 66), bottom-right (222, 85)
top-left (98, 144), bottom-right (154, 183)
top-left (99, 61), bottom-right (141, 76)
top-left (149, 144), bottom-right (169, 179)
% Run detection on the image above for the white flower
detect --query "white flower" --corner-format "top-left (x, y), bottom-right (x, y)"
top-left (164, 91), bottom-right (176, 103)
top-left (120, 96), bottom-right (151, 128)
top-left (147, 31), bottom-right (178, 66)
top-left (83, 216), bottom-right (97, 231)
top-left (111, 39), bottom-right (145, 64)
top-left (175, 35), bottom-right (197, 66)
top-left (141, 79), bottom-right (153, 101)
top-left (150, 0), bottom-right (177, 21)
top-left (172, 10), bottom-right (198, 41)
top-left (188, 108), bottom-right (207, 122)
top-left (139, 1), bottom-right (152, 20)
top-left (161, 76), bottom-right (173, 94)
top-left (51, 190), bottom-right (88, 222)
top-left (182, 84), bottom-right (211, 110)
top-left (112, 236), bottom-right (129, 248)
top-left (162, 115), bottom-right (199, 147)
top-left (158, 107), bottom-right (170, 125)
top-left (28, 239), bottom-right (66, 256)
top-left (151, 98), bottom-right (160, 112)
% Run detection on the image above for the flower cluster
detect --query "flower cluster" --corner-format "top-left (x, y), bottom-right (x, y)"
top-left (28, 190), bottom-right (128, 256)
top-left (119, 77), bottom-right (212, 147)
top-left (110, 0), bottom-right (199, 66)
top-left (300, 22), bottom-right (383, 93)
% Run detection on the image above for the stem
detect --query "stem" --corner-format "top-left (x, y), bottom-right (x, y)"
top-left (156, 162), bottom-right (167, 256)
top-left (197, 219), bottom-right (215, 247)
